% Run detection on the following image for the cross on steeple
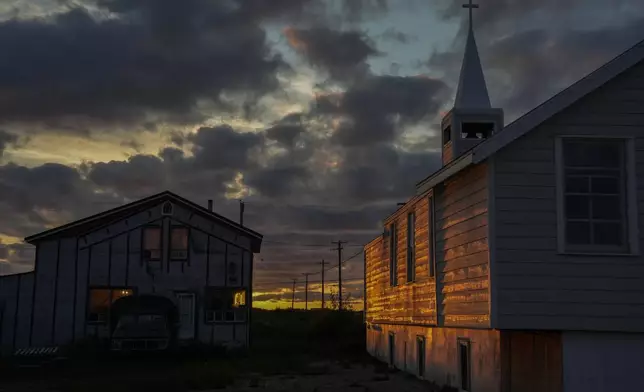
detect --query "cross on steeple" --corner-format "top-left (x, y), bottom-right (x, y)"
top-left (462, 0), bottom-right (479, 30)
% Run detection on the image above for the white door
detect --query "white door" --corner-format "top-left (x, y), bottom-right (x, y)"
top-left (176, 293), bottom-right (195, 340)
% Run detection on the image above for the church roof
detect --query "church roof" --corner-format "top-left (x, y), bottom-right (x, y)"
top-left (454, 25), bottom-right (492, 109)
top-left (417, 37), bottom-right (644, 195)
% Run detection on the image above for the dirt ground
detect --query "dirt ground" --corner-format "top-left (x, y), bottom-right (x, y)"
top-left (0, 358), bottom-right (438, 392)
top-left (222, 361), bottom-right (433, 392)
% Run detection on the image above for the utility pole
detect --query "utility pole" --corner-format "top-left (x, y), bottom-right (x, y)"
top-left (318, 260), bottom-right (329, 309)
top-left (331, 241), bottom-right (347, 310)
top-left (239, 200), bottom-right (245, 226)
top-left (302, 273), bottom-right (312, 310)
top-left (291, 278), bottom-right (297, 310)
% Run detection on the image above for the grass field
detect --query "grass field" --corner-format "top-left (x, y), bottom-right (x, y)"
top-left (0, 310), bottom-right (441, 392)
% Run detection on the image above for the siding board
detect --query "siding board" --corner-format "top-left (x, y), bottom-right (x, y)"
top-left (494, 60), bottom-right (644, 332)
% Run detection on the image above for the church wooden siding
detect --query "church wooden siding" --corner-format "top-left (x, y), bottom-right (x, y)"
top-left (365, 163), bottom-right (491, 328)
top-left (365, 196), bottom-right (437, 325)
top-left (435, 162), bottom-right (490, 328)
top-left (493, 59), bottom-right (644, 332)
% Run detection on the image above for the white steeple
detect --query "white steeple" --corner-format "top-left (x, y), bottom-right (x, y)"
top-left (454, 0), bottom-right (491, 109)
top-left (439, 0), bottom-right (504, 166)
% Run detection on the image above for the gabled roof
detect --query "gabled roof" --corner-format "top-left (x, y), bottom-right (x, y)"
top-left (24, 191), bottom-right (263, 248)
top-left (417, 37), bottom-right (644, 194)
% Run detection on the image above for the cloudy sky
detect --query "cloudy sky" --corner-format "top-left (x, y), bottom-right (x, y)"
top-left (1, 0), bottom-right (643, 309)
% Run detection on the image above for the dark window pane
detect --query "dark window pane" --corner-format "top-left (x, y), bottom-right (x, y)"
top-left (565, 176), bottom-right (589, 193)
top-left (143, 227), bottom-right (161, 250)
top-left (593, 222), bottom-right (624, 246)
top-left (591, 177), bottom-right (620, 194)
top-left (566, 195), bottom-right (589, 219)
top-left (564, 140), bottom-right (620, 168)
top-left (567, 221), bottom-right (591, 244)
top-left (171, 227), bottom-right (189, 251)
top-left (591, 195), bottom-right (621, 219)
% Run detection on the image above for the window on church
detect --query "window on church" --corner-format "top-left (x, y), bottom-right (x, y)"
top-left (458, 338), bottom-right (472, 391)
top-left (443, 125), bottom-right (452, 144)
top-left (389, 222), bottom-right (397, 286)
top-left (461, 122), bottom-right (494, 139)
top-left (406, 212), bottom-right (416, 283)
top-left (560, 138), bottom-right (629, 252)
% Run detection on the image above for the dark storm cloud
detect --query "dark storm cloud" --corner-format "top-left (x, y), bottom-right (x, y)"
top-left (428, 0), bottom-right (644, 121)
top-left (333, 145), bottom-right (441, 203)
top-left (0, 0), bottom-right (292, 131)
top-left (316, 75), bottom-right (449, 146)
top-left (189, 125), bottom-right (264, 170)
top-left (265, 113), bottom-right (306, 147)
top-left (0, 129), bottom-right (18, 157)
top-left (285, 26), bottom-right (379, 82)
top-left (0, 162), bottom-right (120, 238)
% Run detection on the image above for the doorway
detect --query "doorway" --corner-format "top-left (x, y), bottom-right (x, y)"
top-left (176, 293), bottom-right (195, 340)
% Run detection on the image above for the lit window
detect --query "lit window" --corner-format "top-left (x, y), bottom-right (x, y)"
top-left (143, 226), bottom-right (162, 261)
top-left (204, 288), bottom-right (247, 323)
top-left (170, 226), bottom-right (189, 260)
top-left (560, 138), bottom-right (629, 252)
top-left (88, 287), bottom-right (133, 323)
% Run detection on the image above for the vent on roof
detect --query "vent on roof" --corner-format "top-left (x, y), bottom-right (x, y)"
top-left (162, 201), bottom-right (174, 216)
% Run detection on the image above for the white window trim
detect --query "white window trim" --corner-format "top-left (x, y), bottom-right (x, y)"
top-left (555, 135), bottom-right (639, 256)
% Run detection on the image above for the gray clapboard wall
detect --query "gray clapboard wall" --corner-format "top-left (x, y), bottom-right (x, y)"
top-left (492, 59), bottom-right (644, 331)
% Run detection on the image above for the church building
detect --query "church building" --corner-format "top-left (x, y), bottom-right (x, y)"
top-left (364, 2), bottom-right (644, 392)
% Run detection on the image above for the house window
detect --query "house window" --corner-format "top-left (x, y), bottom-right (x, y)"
top-left (388, 332), bottom-right (395, 367)
top-left (417, 336), bottom-right (426, 378)
top-left (204, 287), bottom-right (247, 323)
top-left (143, 226), bottom-right (162, 261)
top-left (406, 212), bottom-right (416, 283)
top-left (87, 287), bottom-right (134, 323)
top-left (170, 226), bottom-right (189, 260)
top-left (458, 338), bottom-right (471, 391)
top-left (389, 223), bottom-right (397, 287)
top-left (559, 138), bottom-right (630, 253)
top-left (428, 196), bottom-right (436, 277)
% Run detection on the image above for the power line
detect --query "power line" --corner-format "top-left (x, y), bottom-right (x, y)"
top-left (254, 277), bottom-right (364, 286)
top-left (263, 239), bottom-right (364, 248)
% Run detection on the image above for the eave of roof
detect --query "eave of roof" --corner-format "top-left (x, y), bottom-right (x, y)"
top-left (414, 37), bottom-right (644, 196)
top-left (24, 191), bottom-right (263, 245)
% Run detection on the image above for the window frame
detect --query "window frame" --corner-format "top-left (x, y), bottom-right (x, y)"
top-left (169, 225), bottom-right (190, 261)
top-left (416, 335), bottom-right (426, 378)
top-left (86, 286), bottom-right (136, 325)
top-left (555, 136), bottom-right (639, 255)
top-left (203, 286), bottom-right (248, 324)
top-left (388, 332), bottom-right (395, 368)
top-left (406, 211), bottom-right (416, 283)
top-left (141, 225), bottom-right (163, 262)
top-left (389, 222), bottom-right (398, 287)
top-left (457, 338), bottom-right (472, 392)
top-left (428, 196), bottom-right (436, 278)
